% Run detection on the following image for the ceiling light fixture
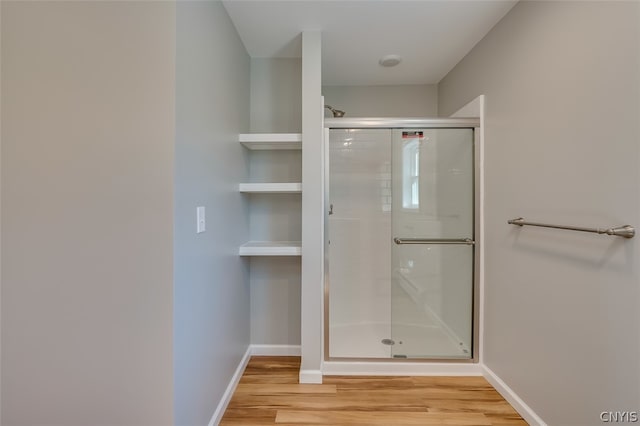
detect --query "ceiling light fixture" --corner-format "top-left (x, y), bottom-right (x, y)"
top-left (378, 55), bottom-right (402, 67)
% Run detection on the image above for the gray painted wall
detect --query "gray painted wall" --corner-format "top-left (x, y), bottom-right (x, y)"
top-left (322, 84), bottom-right (438, 117)
top-left (251, 58), bottom-right (302, 133)
top-left (248, 59), bottom-right (302, 346)
top-left (438, 2), bottom-right (639, 425)
top-left (1, 2), bottom-right (175, 425)
top-left (174, 2), bottom-right (250, 425)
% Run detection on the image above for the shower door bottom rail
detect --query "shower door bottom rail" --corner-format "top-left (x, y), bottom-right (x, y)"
top-left (393, 237), bottom-right (475, 245)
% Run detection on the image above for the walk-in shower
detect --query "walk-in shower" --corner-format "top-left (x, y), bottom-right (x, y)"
top-left (324, 118), bottom-right (479, 362)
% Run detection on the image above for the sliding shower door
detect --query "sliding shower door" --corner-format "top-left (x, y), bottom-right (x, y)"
top-left (327, 127), bottom-right (475, 360)
top-left (328, 129), bottom-right (392, 358)
top-left (390, 129), bottom-right (474, 359)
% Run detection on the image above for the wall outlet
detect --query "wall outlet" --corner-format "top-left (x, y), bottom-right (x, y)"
top-left (196, 206), bottom-right (205, 233)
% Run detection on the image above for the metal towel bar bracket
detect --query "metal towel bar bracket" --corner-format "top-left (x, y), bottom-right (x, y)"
top-left (508, 217), bottom-right (635, 239)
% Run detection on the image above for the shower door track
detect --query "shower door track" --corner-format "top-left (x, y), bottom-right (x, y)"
top-left (393, 238), bottom-right (475, 245)
top-left (323, 117), bottom-right (481, 364)
top-left (325, 117), bottom-right (480, 128)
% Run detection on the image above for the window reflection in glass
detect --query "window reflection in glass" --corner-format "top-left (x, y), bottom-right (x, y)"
top-left (402, 139), bottom-right (420, 210)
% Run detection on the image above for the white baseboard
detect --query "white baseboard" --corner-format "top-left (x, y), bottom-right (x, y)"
top-left (299, 369), bottom-right (323, 383)
top-left (250, 344), bottom-right (301, 356)
top-left (482, 365), bottom-right (547, 426)
top-left (208, 344), bottom-right (301, 425)
top-left (208, 345), bottom-right (252, 426)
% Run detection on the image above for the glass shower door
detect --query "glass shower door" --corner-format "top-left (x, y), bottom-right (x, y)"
top-left (328, 129), bottom-right (392, 358)
top-left (390, 129), bottom-right (474, 359)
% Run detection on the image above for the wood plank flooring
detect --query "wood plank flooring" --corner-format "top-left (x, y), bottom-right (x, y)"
top-left (220, 356), bottom-right (528, 425)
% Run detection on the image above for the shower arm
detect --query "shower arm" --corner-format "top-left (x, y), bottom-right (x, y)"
top-left (325, 104), bottom-right (345, 118)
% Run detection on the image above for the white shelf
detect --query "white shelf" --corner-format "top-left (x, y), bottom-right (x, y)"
top-left (239, 133), bottom-right (302, 150)
top-left (239, 183), bottom-right (302, 193)
top-left (239, 241), bottom-right (302, 256)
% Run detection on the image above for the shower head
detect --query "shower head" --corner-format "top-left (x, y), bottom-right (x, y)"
top-left (325, 104), bottom-right (345, 118)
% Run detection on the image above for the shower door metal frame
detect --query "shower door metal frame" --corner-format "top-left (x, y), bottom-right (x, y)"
top-left (323, 117), bottom-right (481, 363)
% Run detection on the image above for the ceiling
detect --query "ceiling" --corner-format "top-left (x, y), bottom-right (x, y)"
top-left (222, 0), bottom-right (518, 86)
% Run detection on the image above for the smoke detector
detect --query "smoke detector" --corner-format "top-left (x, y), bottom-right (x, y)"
top-left (378, 55), bottom-right (402, 67)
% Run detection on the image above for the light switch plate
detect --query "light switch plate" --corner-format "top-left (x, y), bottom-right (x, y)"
top-left (196, 206), bottom-right (206, 233)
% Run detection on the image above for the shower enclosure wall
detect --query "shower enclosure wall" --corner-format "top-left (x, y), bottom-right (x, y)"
top-left (325, 118), bottom-right (479, 361)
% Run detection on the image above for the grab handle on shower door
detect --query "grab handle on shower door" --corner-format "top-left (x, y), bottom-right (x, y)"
top-left (393, 237), bottom-right (475, 245)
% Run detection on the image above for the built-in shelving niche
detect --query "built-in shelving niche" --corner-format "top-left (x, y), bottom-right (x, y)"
top-left (239, 133), bottom-right (302, 257)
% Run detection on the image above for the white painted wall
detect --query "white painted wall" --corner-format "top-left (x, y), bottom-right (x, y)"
top-left (0, 3), bottom-right (3, 420)
top-left (248, 58), bottom-right (302, 346)
top-left (1, 2), bottom-right (175, 424)
top-left (174, 2), bottom-right (250, 425)
top-left (300, 31), bottom-right (324, 383)
top-left (438, 2), bottom-right (639, 425)
top-left (322, 84), bottom-right (438, 118)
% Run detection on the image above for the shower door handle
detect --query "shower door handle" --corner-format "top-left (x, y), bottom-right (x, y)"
top-left (393, 237), bottom-right (475, 245)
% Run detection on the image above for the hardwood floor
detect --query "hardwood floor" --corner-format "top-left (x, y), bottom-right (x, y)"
top-left (220, 356), bottom-right (528, 425)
